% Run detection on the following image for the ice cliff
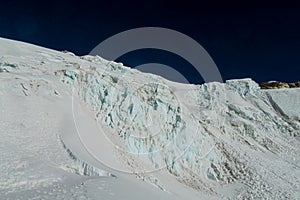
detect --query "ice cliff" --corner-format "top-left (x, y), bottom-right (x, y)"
top-left (0, 37), bottom-right (299, 199)
top-left (54, 55), bottom-right (300, 198)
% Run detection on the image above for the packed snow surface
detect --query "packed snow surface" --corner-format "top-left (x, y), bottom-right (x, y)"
top-left (0, 37), bottom-right (299, 199)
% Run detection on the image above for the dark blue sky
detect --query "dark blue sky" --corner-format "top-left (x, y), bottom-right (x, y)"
top-left (0, 0), bottom-right (299, 84)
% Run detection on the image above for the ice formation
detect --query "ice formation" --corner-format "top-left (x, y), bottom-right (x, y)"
top-left (0, 37), bottom-right (299, 199)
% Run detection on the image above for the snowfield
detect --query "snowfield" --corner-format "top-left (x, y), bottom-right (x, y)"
top-left (0, 37), bottom-right (299, 199)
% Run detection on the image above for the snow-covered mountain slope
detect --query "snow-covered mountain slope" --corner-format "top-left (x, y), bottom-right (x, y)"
top-left (0, 37), bottom-right (299, 199)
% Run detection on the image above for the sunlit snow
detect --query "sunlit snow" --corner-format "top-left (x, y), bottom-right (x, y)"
top-left (0, 37), bottom-right (299, 199)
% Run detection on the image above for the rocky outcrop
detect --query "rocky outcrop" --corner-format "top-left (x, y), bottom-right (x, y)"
top-left (260, 81), bottom-right (300, 89)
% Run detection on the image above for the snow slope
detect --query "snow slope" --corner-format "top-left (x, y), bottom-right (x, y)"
top-left (0, 37), bottom-right (299, 199)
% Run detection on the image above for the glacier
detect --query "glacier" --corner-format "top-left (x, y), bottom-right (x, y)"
top-left (0, 37), bottom-right (299, 199)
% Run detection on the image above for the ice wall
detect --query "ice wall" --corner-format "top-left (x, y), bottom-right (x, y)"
top-left (54, 57), bottom-right (299, 198)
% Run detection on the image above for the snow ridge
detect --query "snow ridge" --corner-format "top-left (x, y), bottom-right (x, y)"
top-left (57, 60), bottom-right (300, 198)
top-left (0, 37), bottom-right (299, 199)
top-left (59, 137), bottom-right (113, 177)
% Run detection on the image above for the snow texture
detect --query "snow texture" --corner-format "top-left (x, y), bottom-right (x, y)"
top-left (0, 37), bottom-right (299, 199)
